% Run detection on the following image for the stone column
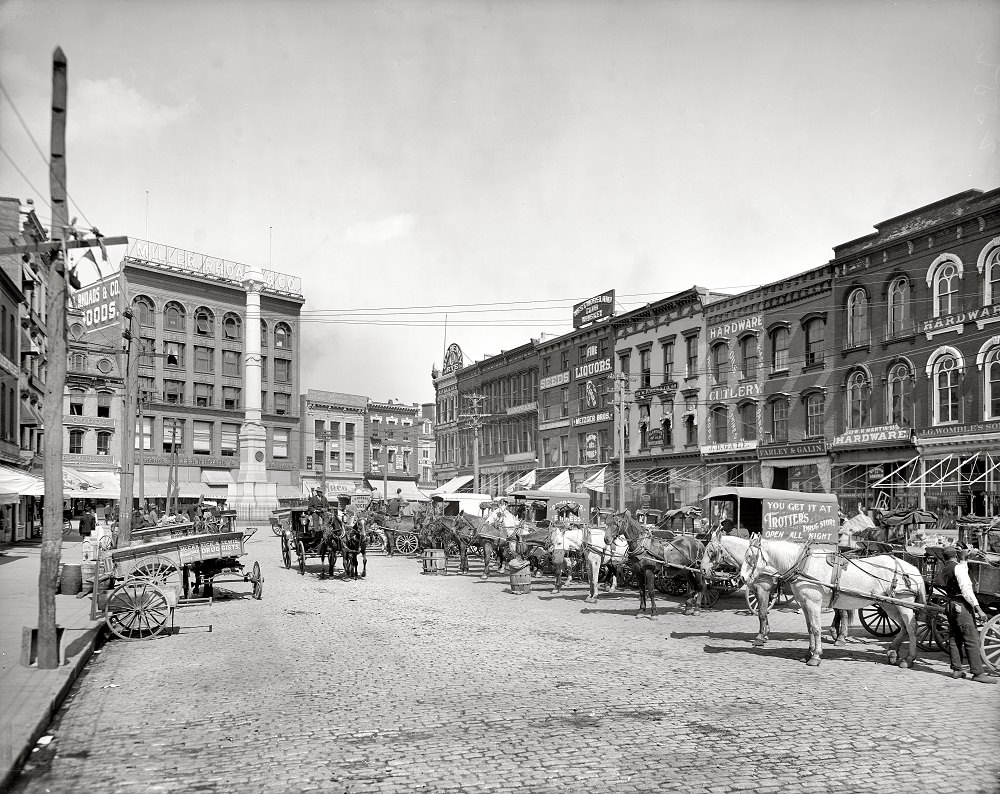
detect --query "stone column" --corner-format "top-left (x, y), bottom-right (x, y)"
top-left (228, 270), bottom-right (277, 522)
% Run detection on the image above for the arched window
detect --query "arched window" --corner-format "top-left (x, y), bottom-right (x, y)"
top-left (847, 289), bottom-right (868, 347)
top-left (739, 335), bottom-right (758, 380)
top-left (711, 405), bottom-right (728, 444)
top-left (769, 327), bottom-right (789, 372)
top-left (804, 318), bottom-right (825, 366)
top-left (711, 342), bottom-right (729, 385)
top-left (274, 322), bottom-right (291, 350)
top-left (133, 296), bottom-right (155, 329)
top-left (222, 313), bottom-right (242, 341)
top-left (96, 431), bottom-right (112, 456)
top-left (847, 371), bottom-right (870, 429)
top-left (887, 277), bottom-right (910, 337)
top-left (804, 392), bottom-right (824, 437)
top-left (986, 347), bottom-right (1000, 419)
top-left (933, 354), bottom-right (960, 424)
top-left (69, 352), bottom-right (87, 371)
top-left (887, 363), bottom-right (913, 427)
top-left (769, 397), bottom-right (789, 442)
top-left (738, 402), bottom-right (757, 440)
top-left (260, 320), bottom-right (268, 349)
top-left (164, 301), bottom-right (185, 332)
top-left (933, 261), bottom-right (959, 317)
top-left (194, 307), bottom-right (215, 337)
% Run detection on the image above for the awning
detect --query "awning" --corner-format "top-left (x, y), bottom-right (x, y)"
top-left (432, 475), bottom-right (474, 494)
top-left (504, 470), bottom-right (536, 494)
top-left (0, 463), bottom-right (44, 496)
top-left (537, 469), bottom-right (571, 491)
top-left (367, 477), bottom-right (429, 502)
top-left (67, 469), bottom-right (121, 500)
top-left (201, 470), bottom-right (236, 486)
top-left (581, 466), bottom-right (606, 493)
top-left (20, 399), bottom-right (42, 427)
top-left (136, 479), bottom-right (168, 498)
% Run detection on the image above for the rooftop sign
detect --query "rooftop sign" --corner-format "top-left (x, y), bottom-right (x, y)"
top-left (573, 289), bottom-right (615, 328)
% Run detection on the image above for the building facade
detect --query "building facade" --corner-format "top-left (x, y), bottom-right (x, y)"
top-left (299, 389), bottom-right (368, 497)
top-left (831, 188), bottom-right (1000, 518)
top-left (96, 240), bottom-right (305, 508)
top-left (416, 403), bottom-right (436, 489)
top-left (366, 398), bottom-right (421, 499)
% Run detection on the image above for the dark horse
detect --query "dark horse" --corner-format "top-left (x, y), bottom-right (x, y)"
top-left (318, 511), bottom-right (344, 577)
top-left (341, 523), bottom-right (367, 580)
top-left (605, 510), bottom-right (707, 618)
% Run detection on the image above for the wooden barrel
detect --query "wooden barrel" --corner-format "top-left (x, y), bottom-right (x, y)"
top-left (422, 548), bottom-right (447, 575)
top-left (80, 561), bottom-right (97, 594)
top-left (60, 563), bottom-right (82, 596)
top-left (509, 569), bottom-right (532, 594)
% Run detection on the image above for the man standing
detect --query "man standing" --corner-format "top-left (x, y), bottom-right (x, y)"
top-left (78, 506), bottom-right (96, 539)
top-left (940, 545), bottom-right (996, 683)
top-left (384, 488), bottom-right (408, 557)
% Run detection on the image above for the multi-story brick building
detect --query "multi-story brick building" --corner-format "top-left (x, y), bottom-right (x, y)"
top-left (831, 188), bottom-right (1000, 518)
top-left (299, 390), bottom-right (367, 498)
top-left (366, 398), bottom-right (422, 500)
top-left (416, 403), bottom-right (436, 489)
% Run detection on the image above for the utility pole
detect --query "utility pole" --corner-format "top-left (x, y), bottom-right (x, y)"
top-left (318, 431), bottom-right (334, 495)
top-left (137, 386), bottom-right (146, 511)
top-left (383, 429), bottom-right (393, 500)
top-left (0, 49), bottom-right (127, 668)
top-left (167, 418), bottom-right (179, 515)
top-left (117, 304), bottom-right (138, 547)
top-left (616, 374), bottom-right (628, 513)
top-left (459, 393), bottom-right (486, 495)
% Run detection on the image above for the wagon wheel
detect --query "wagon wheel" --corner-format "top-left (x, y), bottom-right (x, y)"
top-left (395, 532), bottom-right (418, 555)
top-left (467, 543), bottom-right (482, 558)
top-left (745, 587), bottom-right (780, 614)
top-left (250, 561), bottom-right (264, 600)
top-left (297, 540), bottom-right (307, 575)
top-left (701, 588), bottom-right (721, 609)
top-left (920, 595), bottom-right (950, 652)
top-left (104, 581), bottom-right (170, 641)
top-left (981, 614), bottom-right (1000, 674)
top-left (858, 604), bottom-right (900, 637)
top-left (129, 555), bottom-right (181, 588)
top-left (281, 535), bottom-right (291, 569)
top-left (365, 530), bottom-right (384, 551)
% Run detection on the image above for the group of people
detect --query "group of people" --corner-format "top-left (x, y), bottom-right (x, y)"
top-left (306, 487), bottom-right (410, 556)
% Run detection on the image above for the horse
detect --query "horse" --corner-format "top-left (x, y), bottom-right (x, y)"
top-left (458, 506), bottom-right (519, 578)
top-left (580, 524), bottom-right (628, 603)
top-left (317, 511), bottom-right (344, 577)
top-left (605, 510), bottom-right (707, 618)
top-left (514, 521), bottom-right (554, 576)
top-left (341, 522), bottom-right (367, 580)
top-left (733, 535), bottom-right (926, 668)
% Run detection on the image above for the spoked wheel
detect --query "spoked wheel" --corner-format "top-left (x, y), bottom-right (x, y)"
top-left (365, 531), bottom-right (384, 551)
top-left (281, 535), bottom-right (291, 569)
top-left (701, 588), bottom-right (721, 609)
top-left (297, 540), bottom-right (306, 575)
top-left (858, 604), bottom-right (900, 637)
top-left (105, 582), bottom-right (171, 641)
top-left (395, 532), bottom-right (419, 555)
top-left (445, 540), bottom-right (461, 557)
top-left (746, 587), bottom-right (780, 614)
top-left (920, 595), bottom-right (950, 652)
top-left (250, 560), bottom-right (264, 600)
top-left (981, 614), bottom-right (1000, 674)
top-left (271, 522), bottom-right (283, 536)
top-left (619, 565), bottom-right (638, 589)
top-left (467, 543), bottom-right (482, 558)
top-left (130, 555), bottom-right (182, 588)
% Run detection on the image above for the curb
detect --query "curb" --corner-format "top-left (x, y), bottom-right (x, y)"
top-left (0, 622), bottom-right (105, 791)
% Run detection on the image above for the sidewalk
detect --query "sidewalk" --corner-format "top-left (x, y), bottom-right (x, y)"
top-left (0, 534), bottom-right (105, 790)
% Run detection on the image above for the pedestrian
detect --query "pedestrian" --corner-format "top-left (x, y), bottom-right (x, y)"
top-left (384, 488), bottom-right (408, 557)
top-left (939, 545), bottom-right (996, 683)
top-left (79, 506), bottom-right (96, 538)
top-left (147, 504), bottom-right (159, 525)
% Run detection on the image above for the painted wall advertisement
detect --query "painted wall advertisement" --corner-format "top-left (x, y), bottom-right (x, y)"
top-left (73, 272), bottom-right (121, 332)
top-left (760, 497), bottom-right (838, 545)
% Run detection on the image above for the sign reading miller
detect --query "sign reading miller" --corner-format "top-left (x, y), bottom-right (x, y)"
top-left (573, 289), bottom-right (615, 329)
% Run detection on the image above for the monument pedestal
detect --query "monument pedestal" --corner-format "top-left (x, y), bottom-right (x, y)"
top-left (228, 480), bottom-right (278, 524)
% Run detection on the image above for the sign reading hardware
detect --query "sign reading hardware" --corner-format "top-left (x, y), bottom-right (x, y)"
top-left (708, 315), bottom-right (763, 341)
top-left (574, 411), bottom-right (612, 426)
top-left (573, 290), bottom-right (615, 328)
top-left (832, 424), bottom-right (912, 447)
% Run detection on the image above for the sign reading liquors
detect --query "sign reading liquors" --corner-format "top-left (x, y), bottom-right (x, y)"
top-left (760, 497), bottom-right (839, 545)
top-left (573, 290), bottom-right (615, 328)
top-left (573, 357), bottom-right (612, 379)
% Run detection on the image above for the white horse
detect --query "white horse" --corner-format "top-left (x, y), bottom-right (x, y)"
top-left (740, 536), bottom-right (926, 668)
top-left (580, 524), bottom-right (628, 603)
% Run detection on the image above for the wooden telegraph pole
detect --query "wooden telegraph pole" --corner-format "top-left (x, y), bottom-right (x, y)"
top-left (117, 302), bottom-right (138, 548)
top-left (617, 374), bottom-right (628, 513)
top-left (0, 49), bottom-right (128, 667)
top-left (460, 393), bottom-right (486, 495)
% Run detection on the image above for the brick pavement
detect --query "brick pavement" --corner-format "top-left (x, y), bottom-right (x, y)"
top-left (8, 535), bottom-right (1000, 794)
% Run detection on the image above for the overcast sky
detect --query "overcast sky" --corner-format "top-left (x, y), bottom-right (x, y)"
top-left (1, 0), bottom-right (997, 405)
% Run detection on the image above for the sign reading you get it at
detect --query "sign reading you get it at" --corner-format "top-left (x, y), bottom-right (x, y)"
top-left (761, 497), bottom-right (838, 545)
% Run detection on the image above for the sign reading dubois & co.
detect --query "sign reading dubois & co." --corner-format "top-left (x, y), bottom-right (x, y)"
top-left (573, 290), bottom-right (615, 328)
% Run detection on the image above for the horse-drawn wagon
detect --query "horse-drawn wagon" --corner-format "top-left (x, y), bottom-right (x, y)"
top-left (101, 520), bottom-right (262, 641)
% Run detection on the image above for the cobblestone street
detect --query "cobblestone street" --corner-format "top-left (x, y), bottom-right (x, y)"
top-left (12, 533), bottom-right (1000, 794)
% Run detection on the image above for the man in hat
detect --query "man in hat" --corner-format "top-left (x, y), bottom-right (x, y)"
top-left (939, 544), bottom-right (996, 683)
top-left (383, 488), bottom-right (408, 557)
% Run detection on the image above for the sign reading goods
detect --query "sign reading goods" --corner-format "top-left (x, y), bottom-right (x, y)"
top-left (74, 273), bottom-right (121, 331)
